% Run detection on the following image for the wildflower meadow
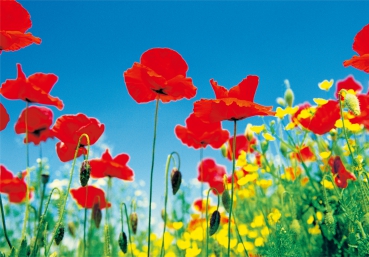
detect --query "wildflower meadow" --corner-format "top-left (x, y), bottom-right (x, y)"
top-left (2, 1), bottom-right (369, 257)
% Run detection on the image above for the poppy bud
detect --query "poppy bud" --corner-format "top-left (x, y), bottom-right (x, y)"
top-left (171, 168), bottom-right (182, 195)
top-left (130, 212), bottom-right (138, 234)
top-left (344, 93), bottom-right (361, 116)
top-left (221, 190), bottom-right (231, 213)
top-left (284, 88), bottom-right (294, 107)
top-left (276, 97), bottom-right (286, 107)
top-left (80, 160), bottom-right (91, 187)
top-left (68, 222), bottom-right (76, 237)
top-left (41, 172), bottom-right (50, 184)
top-left (220, 144), bottom-right (227, 158)
top-left (54, 224), bottom-right (65, 245)
top-left (209, 210), bottom-right (221, 236)
top-left (118, 232), bottom-right (128, 254)
top-left (324, 211), bottom-right (335, 234)
top-left (91, 202), bottom-right (102, 228)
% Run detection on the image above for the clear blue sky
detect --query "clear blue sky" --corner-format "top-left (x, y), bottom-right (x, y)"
top-left (1, 1), bottom-right (369, 219)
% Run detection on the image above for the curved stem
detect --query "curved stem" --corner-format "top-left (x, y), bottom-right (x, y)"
top-left (45, 134), bottom-right (90, 256)
top-left (147, 97), bottom-right (159, 256)
top-left (160, 152), bottom-right (180, 257)
top-left (0, 194), bottom-right (12, 248)
top-left (206, 187), bottom-right (220, 257)
top-left (227, 120), bottom-right (237, 256)
top-left (121, 202), bottom-right (134, 257)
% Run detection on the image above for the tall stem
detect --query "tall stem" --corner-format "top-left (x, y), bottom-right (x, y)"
top-left (0, 194), bottom-right (12, 248)
top-left (121, 203), bottom-right (134, 257)
top-left (227, 120), bottom-right (237, 256)
top-left (21, 101), bottom-right (30, 239)
top-left (206, 187), bottom-right (220, 257)
top-left (147, 97), bottom-right (159, 256)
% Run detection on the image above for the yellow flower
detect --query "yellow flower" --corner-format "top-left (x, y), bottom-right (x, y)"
top-left (237, 173), bottom-right (258, 186)
top-left (308, 224), bottom-right (321, 235)
top-left (307, 215), bottom-right (314, 225)
top-left (244, 163), bottom-right (259, 172)
top-left (268, 208), bottom-right (281, 225)
top-left (321, 179), bottom-right (334, 189)
top-left (185, 242), bottom-right (201, 257)
top-left (172, 221), bottom-right (183, 230)
top-left (255, 237), bottom-right (264, 247)
top-left (165, 252), bottom-right (177, 257)
top-left (319, 151), bottom-right (331, 159)
top-left (285, 122), bottom-right (296, 130)
top-left (318, 79), bottom-right (334, 91)
top-left (163, 232), bottom-right (174, 250)
top-left (257, 179), bottom-right (273, 189)
top-left (250, 124), bottom-right (265, 134)
top-left (262, 133), bottom-right (275, 141)
top-left (313, 98), bottom-right (328, 106)
top-left (238, 224), bottom-right (248, 236)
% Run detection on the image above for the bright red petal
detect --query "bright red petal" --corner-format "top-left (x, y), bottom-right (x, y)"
top-left (335, 75), bottom-right (363, 98)
top-left (0, 31), bottom-right (41, 53)
top-left (70, 185), bottom-right (111, 209)
top-left (228, 75), bottom-right (259, 102)
top-left (1, 0), bottom-right (31, 32)
top-left (210, 79), bottom-right (229, 99)
top-left (352, 24), bottom-right (369, 56)
top-left (56, 142), bottom-right (87, 162)
top-left (0, 103), bottom-right (10, 131)
top-left (161, 75), bottom-right (196, 103)
top-left (15, 105), bottom-right (53, 134)
top-left (0, 165), bottom-right (14, 181)
top-left (343, 55), bottom-right (369, 73)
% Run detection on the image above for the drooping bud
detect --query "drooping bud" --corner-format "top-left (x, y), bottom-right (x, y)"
top-left (91, 202), bottom-right (102, 228)
top-left (130, 212), bottom-right (138, 234)
top-left (344, 93), bottom-right (361, 116)
top-left (221, 190), bottom-right (231, 213)
top-left (171, 168), bottom-right (182, 195)
top-left (118, 232), bottom-right (128, 254)
top-left (80, 160), bottom-right (91, 187)
top-left (209, 210), bottom-right (221, 236)
top-left (54, 224), bottom-right (65, 245)
top-left (41, 172), bottom-right (50, 184)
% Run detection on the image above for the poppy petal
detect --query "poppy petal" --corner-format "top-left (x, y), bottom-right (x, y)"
top-left (0, 103), bottom-right (10, 131)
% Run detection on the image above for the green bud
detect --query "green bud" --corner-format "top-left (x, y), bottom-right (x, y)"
top-left (54, 224), bottom-right (65, 245)
top-left (221, 190), bottom-right (231, 213)
top-left (171, 168), bottom-right (182, 195)
top-left (80, 160), bottom-right (91, 187)
top-left (118, 232), bottom-right (128, 254)
top-left (209, 210), bottom-right (221, 236)
top-left (284, 87), bottom-right (294, 107)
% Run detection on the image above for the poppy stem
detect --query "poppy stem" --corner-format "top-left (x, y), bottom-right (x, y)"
top-left (160, 152), bottom-right (180, 257)
top-left (200, 147), bottom-right (205, 252)
top-left (206, 187), bottom-right (220, 257)
top-left (227, 120), bottom-right (237, 257)
top-left (0, 194), bottom-right (12, 249)
top-left (45, 134), bottom-right (90, 256)
top-left (121, 202), bottom-right (134, 257)
top-left (147, 97), bottom-right (159, 256)
top-left (83, 187), bottom-right (88, 257)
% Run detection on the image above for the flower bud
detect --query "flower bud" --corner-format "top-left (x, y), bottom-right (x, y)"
top-left (91, 202), bottom-right (102, 228)
top-left (171, 167), bottom-right (182, 195)
top-left (324, 211), bottom-right (335, 235)
top-left (130, 212), bottom-right (138, 234)
top-left (209, 210), bottom-right (221, 236)
top-left (220, 144), bottom-right (227, 158)
top-left (54, 224), bottom-right (65, 245)
top-left (68, 222), bottom-right (76, 237)
top-left (118, 232), bottom-right (128, 254)
top-left (80, 160), bottom-right (91, 187)
top-left (344, 93), bottom-right (361, 116)
top-left (221, 190), bottom-right (231, 213)
top-left (284, 87), bottom-right (294, 107)
top-left (276, 97), bottom-right (286, 107)
top-left (41, 172), bottom-right (50, 184)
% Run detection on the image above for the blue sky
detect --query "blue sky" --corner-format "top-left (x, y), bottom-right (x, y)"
top-left (1, 1), bottom-right (369, 223)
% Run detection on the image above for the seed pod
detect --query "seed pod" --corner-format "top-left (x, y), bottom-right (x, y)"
top-left (209, 210), bottom-right (221, 236)
top-left (54, 224), bottom-right (65, 245)
top-left (130, 212), bottom-right (138, 234)
top-left (80, 160), bottom-right (91, 187)
top-left (344, 93), bottom-right (361, 116)
top-left (41, 173), bottom-right (50, 184)
top-left (118, 232), bottom-right (128, 254)
top-left (171, 168), bottom-right (182, 195)
top-left (221, 190), bottom-right (231, 213)
top-left (91, 202), bottom-right (102, 228)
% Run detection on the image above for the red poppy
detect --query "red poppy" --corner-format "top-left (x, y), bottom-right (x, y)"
top-left (0, 165), bottom-right (29, 203)
top-left (175, 113), bottom-right (229, 149)
top-left (89, 149), bottom-right (134, 181)
top-left (225, 134), bottom-right (256, 161)
top-left (328, 156), bottom-right (356, 188)
top-left (292, 100), bottom-right (340, 135)
top-left (52, 113), bottom-right (105, 162)
top-left (0, 103), bottom-right (10, 131)
top-left (335, 75), bottom-right (363, 99)
top-left (193, 199), bottom-right (212, 213)
top-left (0, 0), bottom-right (41, 53)
top-left (70, 185), bottom-right (111, 209)
top-left (193, 76), bottom-right (275, 123)
top-left (198, 158), bottom-right (227, 194)
top-left (0, 64), bottom-right (63, 110)
top-left (343, 24), bottom-right (369, 73)
top-left (14, 105), bottom-right (54, 145)
top-left (123, 48), bottom-right (197, 103)
top-left (291, 145), bottom-right (315, 162)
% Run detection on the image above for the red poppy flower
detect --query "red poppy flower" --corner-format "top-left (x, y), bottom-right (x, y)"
top-left (193, 199), bottom-right (213, 213)
top-left (198, 158), bottom-right (227, 194)
top-left (89, 149), bottom-right (134, 181)
top-left (225, 134), bottom-right (256, 161)
top-left (292, 100), bottom-right (340, 135)
top-left (335, 75), bottom-right (363, 99)
top-left (123, 48), bottom-right (197, 103)
top-left (0, 103), bottom-right (10, 131)
top-left (70, 185), bottom-right (111, 209)
top-left (0, 165), bottom-right (29, 203)
top-left (52, 113), bottom-right (105, 162)
top-left (0, 0), bottom-right (41, 53)
top-left (328, 156), bottom-right (356, 188)
top-left (193, 76), bottom-right (275, 123)
top-left (0, 64), bottom-right (63, 110)
top-left (14, 105), bottom-right (54, 145)
top-left (343, 24), bottom-right (369, 73)
top-left (175, 113), bottom-right (229, 149)
top-left (291, 145), bottom-right (315, 162)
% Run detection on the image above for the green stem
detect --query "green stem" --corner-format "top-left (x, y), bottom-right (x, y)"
top-left (232, 211), bottom-right (249, 257)
top-left (121, 202), bottom-right (134, 257)
top-left (160, 152), bottom-right (180, 257)
top-left (200, 147), bottom-right (205, 255)
top-left (227, 120), bottom-right (237, 256)
top-left (83, 203), bottom-right (87, 257)
top-left (206, 187), bottom-right (220, 257)
top-left (21, 101), bottom-right (30, 240)
top-left (45, 134), bottom-right (90, 256)
top-left (38, 178), bottom-right (46, 221)
top-left (0, 194), bottom-right (12, 248)
top-left (147, 97), bottom-right (159, 256)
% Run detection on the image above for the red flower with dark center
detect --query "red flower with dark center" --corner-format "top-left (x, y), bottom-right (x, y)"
top-left (123, 48), bottom-right (197, 103)
top-left (225, 134), bottom-right (256, 161)
top-left (0, 0), bottom-right (41, 53)
top-left (14, 105), bottom-right (54, 145)
top-left (198, 158), bottom-right (227, 194)
top-left (292, 100), bottom-right (340, 135)
top-left (193, 76), bottom-right (275, 122)
top-left (89, 149), bottom-right (134, 181)
top-left (335, 75), bottom-right (363, 99)
top-left (70, 185), bottom-right (111, 209)
top-left (0, 64), bottom-right (63, 110)
top-left (0, 165), bottom-right (29, 203)
top-left (328, 156), bottom-right (356, 188)
top-left (0, 103), bottom-right (10, 131)
top-left (343, 24), bottom-right (369, 73)
top-left (52, 113), bottom-right (105, 162)
top-left (175, 113), bottom-right (229, 149)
